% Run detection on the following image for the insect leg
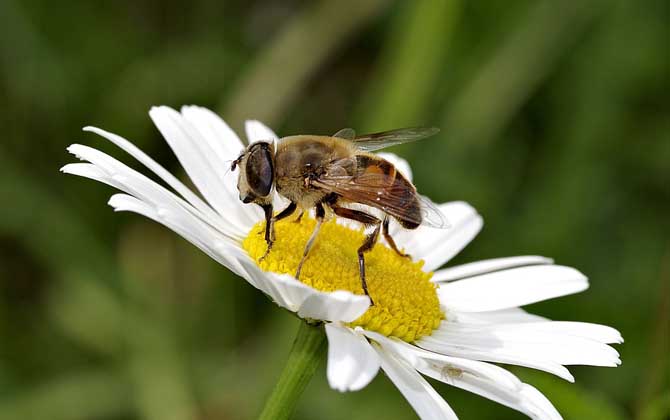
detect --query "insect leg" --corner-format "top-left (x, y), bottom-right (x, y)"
top-left (273, 201), bottom-right (297, 222)
top-left (259, 204), bottom-right (274, 261)
top-left (382, 218), bottom-right (410, 259)
top-left (261, 202), bottom-right (298, 261)
top-left (331, 206), bottom-right (380, 304)
top-left (295, 203), bottom-right (325, 279)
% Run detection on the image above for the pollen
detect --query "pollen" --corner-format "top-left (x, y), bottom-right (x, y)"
top-left (243, 215), bottom-right (444, 342)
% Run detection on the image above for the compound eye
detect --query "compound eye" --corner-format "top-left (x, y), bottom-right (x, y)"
top-left (245, 143), bottom-right (274, 197)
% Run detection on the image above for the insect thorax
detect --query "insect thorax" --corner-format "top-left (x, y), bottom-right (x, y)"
top-left (275, 136), bottom-right (353, 206)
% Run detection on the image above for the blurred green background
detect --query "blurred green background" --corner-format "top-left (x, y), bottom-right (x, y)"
top-left (1, 0), bottom-right (668, 419)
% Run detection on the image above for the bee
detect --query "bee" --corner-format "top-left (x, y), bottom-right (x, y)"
top-left (231, 127), bottom-right (447, 303)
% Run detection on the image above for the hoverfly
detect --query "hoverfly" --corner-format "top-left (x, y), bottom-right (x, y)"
top-left (231, 127), bottom-right (447, 303)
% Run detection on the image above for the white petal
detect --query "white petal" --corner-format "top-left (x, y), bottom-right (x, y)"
top-left (325, 324), bottom-right (380, 391)
top-left (438, 265), bottom-right (588, 312)
top-left (231, 252), bottom-right (370, 322)
top-left (363, 330), bottom-right (522, 392)
top-left (367, 333), bottom-right (562, 420)
top-left (425, 365), bottom-right (562, 420)
top-left (149, 106), bottom-right (260, 231)
top-left (180, 105), bottom-right (244, 159)
top-left (374, 345), bottom-right (458, 420)
top-left (230, 254), bottom-right (303, 309)
top-left (298, 290), bottom-right (371, 323)
top-left (179, 106), bottom-right (262, 227)
top-left (512, 321), bottom-right (623, 344)
top-left (107, 194), bottom-right (246, 277)
top-left (61, 162), bottom-right (107, 180)
top-left (517, 384), bottom-right (564, 420)
top-left (440, 320), bottom-right (622, 345)
top-left (450, 307), bottom-right (549, 324)
top-left (64, 144), bottom-right (240, 240)
top-left (391, 201), bottom-right (474, 253)
top-left (81, 126), bottom-right (232, 234)
top-left (63, 145), bottom-right (251, 281)
top-left (377, 152), bottom-right (412, 181)
top-left (245, 119), bottom-right (278, 144)
top-left (230, 254), bottom-right (301, 309)
top-left (452, 379), bottom-right (561, 420)
top-left (417, 332), bottom-right (575, 382)
top-left (392, 201), bottom-right (482, 271)
top-left (421, 215), bottom-right (482, 272)
top-left (417, 320), bottom-right (622, 381)
top-left (272, 192), bottom-right (292, 214)
top-left (432, 256), bottom-right (554, 282)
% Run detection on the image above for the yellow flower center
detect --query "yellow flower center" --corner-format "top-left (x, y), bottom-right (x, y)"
top-left (243, 215), bottom-right (444, 342)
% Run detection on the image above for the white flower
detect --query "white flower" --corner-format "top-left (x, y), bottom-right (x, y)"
top-left (62, 105), bottom-right (622, 420)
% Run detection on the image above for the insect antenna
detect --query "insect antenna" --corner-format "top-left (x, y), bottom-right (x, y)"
top-left (221, 158), bottom-right (237, 179)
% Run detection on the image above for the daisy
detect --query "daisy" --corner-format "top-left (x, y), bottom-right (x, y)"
top-left (62, 105), bottom-right (622, 420)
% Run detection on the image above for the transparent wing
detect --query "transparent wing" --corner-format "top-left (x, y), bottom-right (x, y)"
top-left (417, 194), bottom-right (450, 229)
top-left (313, 158), bottom-right (448, 229)
top-left (333, 128), bottom-right (356, 140)
top-left (352, 127), bottom-right (440, 152)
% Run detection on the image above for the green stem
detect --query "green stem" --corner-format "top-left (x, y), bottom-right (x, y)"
top-left (258, 321), bottom-right (327, 420)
